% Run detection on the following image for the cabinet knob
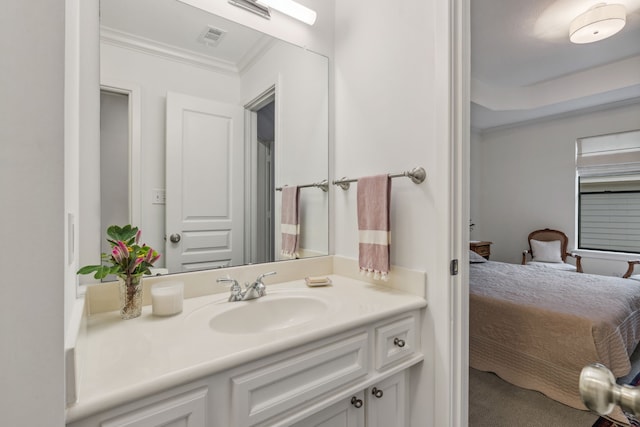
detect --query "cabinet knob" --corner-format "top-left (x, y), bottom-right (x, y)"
top-left (350, 396), bottom-right (363, 408)
top-left (372, 387), bottom-right (384, 398)
top-left (394, 337), bottom-right (406, 348)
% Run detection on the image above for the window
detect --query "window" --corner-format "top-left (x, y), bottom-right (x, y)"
top-left (577, 130), bottom-right (640, 253)
top-left (579, 175), bottom-right (640, 253)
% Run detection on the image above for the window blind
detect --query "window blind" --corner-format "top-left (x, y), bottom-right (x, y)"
top-left (579, 191), bottom-right (640, 253)
top-left (577, 130), bottom-right (640, 177)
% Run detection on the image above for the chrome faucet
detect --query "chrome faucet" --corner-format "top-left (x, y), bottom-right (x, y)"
top-left (245, 271), bottom-right (277, 300)
top-left (217, 271), bottom-right (277, 302)
top-left (217, 277), bottom-right (243, 302)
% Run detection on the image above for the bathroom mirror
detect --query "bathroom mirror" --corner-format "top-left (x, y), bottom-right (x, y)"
top-left (97, 0), bottom-right (329, 274)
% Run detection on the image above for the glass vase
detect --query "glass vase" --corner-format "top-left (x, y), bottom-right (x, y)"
top-left (118, 274), bottom-right (143, 319)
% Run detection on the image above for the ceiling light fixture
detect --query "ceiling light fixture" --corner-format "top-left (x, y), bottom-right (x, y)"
top-left (228, 0), bottom-right (317, 26)
top-left (569, 3), bottom-right (626, 44)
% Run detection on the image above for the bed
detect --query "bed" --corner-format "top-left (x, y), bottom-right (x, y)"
top-left (469, 259), bottom-right (640, 422)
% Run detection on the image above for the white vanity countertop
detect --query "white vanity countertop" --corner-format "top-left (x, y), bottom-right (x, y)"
top-left (66, 275), bottom-right (426, 422)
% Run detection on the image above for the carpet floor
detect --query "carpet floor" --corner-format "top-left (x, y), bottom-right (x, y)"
top-left (469, 368), bottom-right (599, 426)
top-left (469, 345), bottom-right (640, 426)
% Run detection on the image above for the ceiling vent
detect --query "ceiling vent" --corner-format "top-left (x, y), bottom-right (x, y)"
top-left (198, 26), bottom-right (227, 47)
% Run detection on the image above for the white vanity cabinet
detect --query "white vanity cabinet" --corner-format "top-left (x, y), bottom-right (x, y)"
top-left (290, 371), bottom-right (408, 427)
top-left (365, 371), bottom-right (408, 427)
top-left (67, 310), bottom-right (421, 427)
top-left (291, 391), bottom-right (366, 427)
top-left (68, 383), bottom-right (210, 427)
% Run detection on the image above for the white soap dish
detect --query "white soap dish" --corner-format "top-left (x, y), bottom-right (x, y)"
top-left (305, 276), bottom-right (332, 287)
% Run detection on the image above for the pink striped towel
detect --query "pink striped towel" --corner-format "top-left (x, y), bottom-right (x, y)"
top-left (357, 175), bottom-right (391, 280)
top-left (281, 186), bottom-right (300, 259)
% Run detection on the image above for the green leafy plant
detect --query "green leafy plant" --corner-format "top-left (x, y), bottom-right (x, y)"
top-left (77, 225), bottom-right (160, 280)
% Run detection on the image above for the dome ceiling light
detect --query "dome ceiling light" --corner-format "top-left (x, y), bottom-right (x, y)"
top-left (569, 3), bottom-right (627, 44)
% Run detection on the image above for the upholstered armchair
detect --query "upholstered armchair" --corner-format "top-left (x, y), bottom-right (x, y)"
top-left (521, 228), bottom-right (583, 273)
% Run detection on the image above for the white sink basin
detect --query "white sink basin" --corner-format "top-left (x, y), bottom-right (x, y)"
top-left (204, 293), bottom-right (330, 335)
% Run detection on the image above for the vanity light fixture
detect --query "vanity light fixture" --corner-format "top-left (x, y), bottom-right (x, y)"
top-left (260, 0), bottom-right (317, 25)
top-left (228, 0), bottom-right (270, 20)
top-left (569, 3), bottom-right (626, 44)
top-left (228, 0), bottom-right (317, 25)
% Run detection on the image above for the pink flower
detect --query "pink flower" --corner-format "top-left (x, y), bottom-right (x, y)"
top-left (117, 241), bottom-right (129, 259)
top-left (112, 247), bottom-right (122, 263)
top-left (135, 230), bottom-right (142, 244)
top-left (133, 256), bottom-right (144, 268)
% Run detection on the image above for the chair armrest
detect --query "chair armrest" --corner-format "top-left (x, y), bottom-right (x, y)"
top-left (566, 253), bottom-right (583, 273)
top-left (522, 250), bottom-right (530, 265)
top-left (624, 260), bottom-right (640, 278)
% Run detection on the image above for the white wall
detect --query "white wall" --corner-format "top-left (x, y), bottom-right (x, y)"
top-left (334, 0), bottom-right (460, 425)
top-left (471, 102), bottom-right (640, 275)
top-left (1, 0), bottom-right (66, 425)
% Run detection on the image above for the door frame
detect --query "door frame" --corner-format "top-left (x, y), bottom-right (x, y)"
top-left (243, 83), bottom-right (280, 264)
top-left (100, 79), bottom-right (142, 228)
top-left (450, 0), bottom-right (470, 425)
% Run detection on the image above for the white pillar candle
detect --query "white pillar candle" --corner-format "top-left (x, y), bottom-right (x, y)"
top-left (151, 282), bottom-right (184, 316)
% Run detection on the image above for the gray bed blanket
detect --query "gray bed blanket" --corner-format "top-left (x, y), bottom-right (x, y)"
top-left (470, 261), bottom-right (640, 421)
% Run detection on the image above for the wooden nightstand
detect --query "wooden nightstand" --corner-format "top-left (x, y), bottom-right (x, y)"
top-left (470, 241), bottom-right (492, 260)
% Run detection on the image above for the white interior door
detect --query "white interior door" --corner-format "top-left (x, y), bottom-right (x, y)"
top-left (165, 92), bottom-right (244, 272)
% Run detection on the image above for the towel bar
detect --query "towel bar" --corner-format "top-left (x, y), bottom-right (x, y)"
top-left (276, 179), bottom-right (329, 192)
top-left (332, 167), bottom-right (426, 190)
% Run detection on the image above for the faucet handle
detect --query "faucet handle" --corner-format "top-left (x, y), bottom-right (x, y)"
top-left (256, 271), bottom-right (277, 283)
top-left (217, 276), bottom-right (242, 302)
top-left (217, 276), bottom-right (237, 285)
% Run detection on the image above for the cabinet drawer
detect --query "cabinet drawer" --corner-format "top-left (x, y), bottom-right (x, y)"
top-left (375, 315), bottom-right (416, 371)
top-left (231, 332), bottom-right (368, 426)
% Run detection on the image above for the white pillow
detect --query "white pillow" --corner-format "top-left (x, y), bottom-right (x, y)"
top-left (530, 239), bottom-right (563, 263)
top-left (469, 250), bottom-right (487, 263)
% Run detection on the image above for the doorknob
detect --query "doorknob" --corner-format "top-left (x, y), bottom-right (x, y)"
top-left (580, 363), bottom-right (640, 417)
top-left (169, 233), bottom-right (181, 243)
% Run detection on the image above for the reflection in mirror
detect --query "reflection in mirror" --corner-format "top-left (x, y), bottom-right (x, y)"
top-left (96, 0), bottom-right (329, 275)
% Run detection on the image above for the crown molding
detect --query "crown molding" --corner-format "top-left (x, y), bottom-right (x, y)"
top-left (100, 26), bottom-right (239, 75)
top-left (237, 35), bottom-right (276, 75)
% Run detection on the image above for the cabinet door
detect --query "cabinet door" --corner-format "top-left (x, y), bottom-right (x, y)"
top-left (366, 372), bottom-right (408, 427)
top-left (290, 392), bottom-right (365, 427)
top-left (100, 387), bottom-right (208, 427)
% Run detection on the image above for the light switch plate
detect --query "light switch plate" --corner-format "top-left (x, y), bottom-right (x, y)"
top-left (152, 189), bottom-right (166, 205)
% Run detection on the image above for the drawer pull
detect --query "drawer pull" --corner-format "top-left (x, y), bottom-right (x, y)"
top-left (394, 337), bottom-right (406, 348)
top-left (351, 396), bottom-right (363, 408)
top-left (371, 387), bottom-right (384, 398)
